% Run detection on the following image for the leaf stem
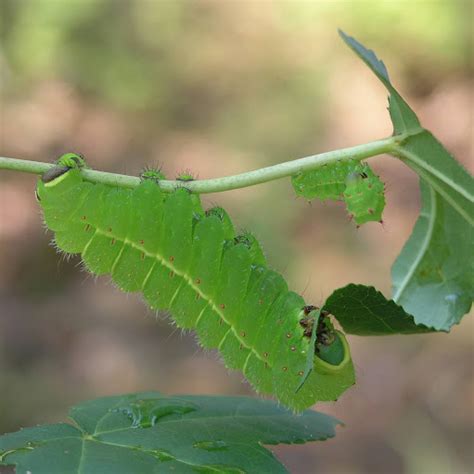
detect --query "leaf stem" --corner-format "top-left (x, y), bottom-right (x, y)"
top-left (0, 136), bottom-right (400, 194)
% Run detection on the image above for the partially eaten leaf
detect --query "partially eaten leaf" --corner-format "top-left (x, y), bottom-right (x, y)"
top-left (338, 30), bottom-right (473, 329)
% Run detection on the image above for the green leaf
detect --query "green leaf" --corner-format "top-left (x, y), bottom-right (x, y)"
top-left (0, 392), bottom-right (340, 474)
top-left (338, 30), bottom-right (421, 135)
top-left (340, 31), bottom-right (474, 330)
top-left (394, 130), bottom-right (474, 227)
top-left (324, 284), bottom-right (433, 336)
top-left (391, 180), bottom-right (473, 330)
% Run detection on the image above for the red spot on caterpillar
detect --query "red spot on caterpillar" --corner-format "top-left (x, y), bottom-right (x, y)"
top-left (195, 278), bottom-right (201, 284)
top-left (290, 346), bottom-right (296, 351)
top-left (286, 333), bottom-right (292, 339)
top-left (110, 238), bottom-right (116, 246)
top-left (220, 304), bottom-right (226, 310)
top-left (282, 367), bottom-right (288, 372)
top-left (169, 256), bottom-right (175, 262)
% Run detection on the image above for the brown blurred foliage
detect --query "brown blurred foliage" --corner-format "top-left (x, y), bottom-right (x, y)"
top-left (0, 1), bottom-right (472, 473)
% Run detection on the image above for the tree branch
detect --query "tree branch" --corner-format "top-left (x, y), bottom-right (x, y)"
top-left (0, 136), bottom-right (400, 194)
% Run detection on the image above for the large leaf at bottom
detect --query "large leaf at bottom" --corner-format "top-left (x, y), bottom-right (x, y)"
top-left (0, 392), bottom-right (340, 474)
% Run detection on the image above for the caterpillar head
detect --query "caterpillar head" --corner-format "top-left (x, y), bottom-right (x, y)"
top-left (41, 152), bottom-right (86, 184)
top-left (299, 308), bottom-right (345, 365)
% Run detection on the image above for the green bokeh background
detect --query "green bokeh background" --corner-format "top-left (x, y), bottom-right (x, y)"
top-left (0, 1), bottom-right (472, 473)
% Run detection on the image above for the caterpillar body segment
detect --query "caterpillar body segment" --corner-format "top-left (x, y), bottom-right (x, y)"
top-left (344, 164), bottom-right (385, 225)
top-left (37, 157), bottom-right (355, 411)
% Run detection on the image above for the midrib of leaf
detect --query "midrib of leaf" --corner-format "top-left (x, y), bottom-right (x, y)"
top-left (357, 297), bottom-right (405, 332)
top-left (395, 144), bottom-right (474, 223)
top-left (82, 223), bottom-right (271, 368)
top-left (408, 162), bottom-right (474, 226)
top-left (392, 186), bottom-right (436, 303)
top-left (77, 435), bottom-right (86, 474)
top-left (399, 148), bottom-right (473, 201)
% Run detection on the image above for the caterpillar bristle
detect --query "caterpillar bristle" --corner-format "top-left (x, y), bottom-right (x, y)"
top-left (176, 169), bottom-right (196, 182)
top-left (140, 166), bottom-right (165, 182)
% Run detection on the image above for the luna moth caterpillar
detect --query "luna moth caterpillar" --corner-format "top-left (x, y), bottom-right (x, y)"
top-left (37, 153), bottom-right (355, 411)
top-left (292, 159), bottom-right (385, 225)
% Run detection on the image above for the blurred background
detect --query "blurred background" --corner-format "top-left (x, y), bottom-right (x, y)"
top-left (0, 1), bottom-right (472, 473)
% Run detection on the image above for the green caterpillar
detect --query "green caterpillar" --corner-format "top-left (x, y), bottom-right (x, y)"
top-left (292, 160), bottom-right (385, 225)
top-left (37, 153), bottom-right (355, 411)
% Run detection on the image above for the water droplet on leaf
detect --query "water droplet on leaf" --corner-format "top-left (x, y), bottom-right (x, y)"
top-left (444, 293), bottom-right (459, 304)
top-left (150, 449), bottom-right (174, 462)
top-left (114, 398), bottom-right (197, 428)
